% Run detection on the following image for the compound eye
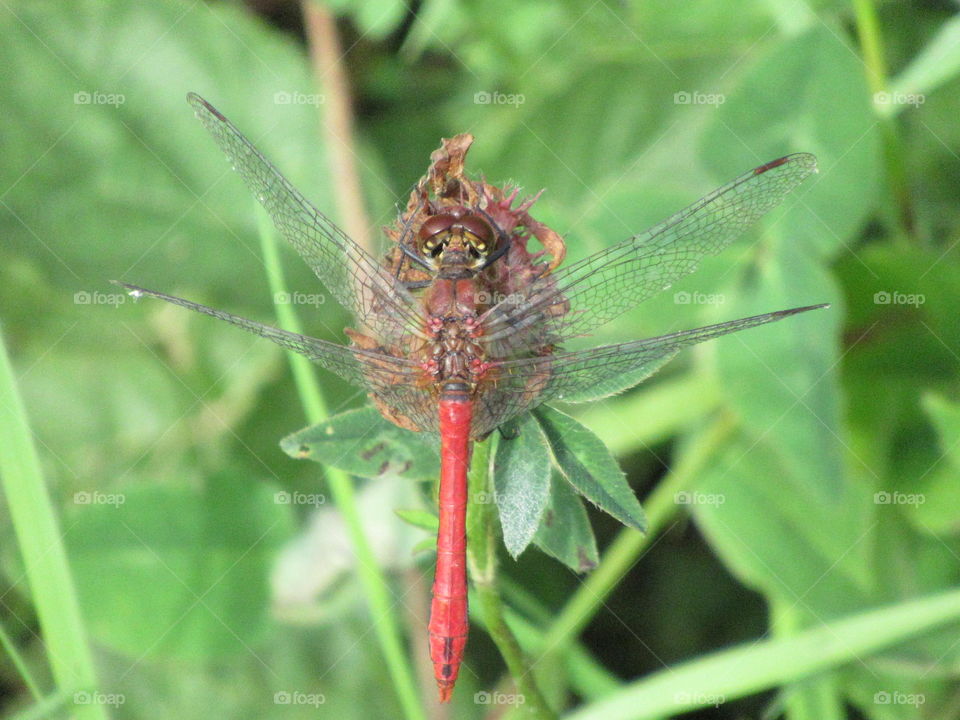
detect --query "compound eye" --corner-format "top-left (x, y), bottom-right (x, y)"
top-left (418, 214), bottom-right (455, 241)
top-left (460, 215), bottom-right (495, 245)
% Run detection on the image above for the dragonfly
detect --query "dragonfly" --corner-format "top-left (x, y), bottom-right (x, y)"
top-left (117, 93), bottom-right (825, 703)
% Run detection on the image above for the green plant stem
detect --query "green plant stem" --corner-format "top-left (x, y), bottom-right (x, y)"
top-left (467, 438), bottom-right (556, 719)
top-left (256, 210), bottom-right (425, 720)
top-left (539, 414), bottom-right (736, 655)
top-left (851, 0), bottom-right (915, 238)
top-left (770, 600), bottom-right (845, 720)
top-left (0, 618), bottom-right (43, 700)
top-left (0, 323), bottom-right (106, 720)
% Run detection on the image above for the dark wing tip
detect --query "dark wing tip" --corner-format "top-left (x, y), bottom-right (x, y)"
top-left (186, 92), bottom-right (226, 122)
top-left (753, 153), bottom-right (818, 176)
top-left (774, 303), bottom-right (830, 319)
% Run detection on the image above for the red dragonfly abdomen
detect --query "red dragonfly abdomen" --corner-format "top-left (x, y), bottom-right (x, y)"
top-left (429, 385), bottom-right (472, 702)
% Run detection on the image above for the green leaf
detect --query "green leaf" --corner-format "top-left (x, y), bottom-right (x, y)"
top-left (67, 471), bottom-right (294, 660)
top-left (714, 233), bottom-right (844, 500)
top-left (691, 434), bottom-right (872, 614)
top-left (0, 0), bottom-right (338, 300)
top-left (533, 469), bottom-right (599, 572)
top-left (913, 393), bottom-right (960, 534)
top-left (493, 414), bottom-right (552, 558)
top-left (281, 407), bottom-right (439, 481)
top-left (576, 373), bottom-right (722, 456)
top-left (326, 0), bottom-right (409, 39)
top-left (394, 508), bottom-right (438, 533)
top-left (835, 244), bottom-right (960, 489)
top-left (534, 406), bottom-right (646, 531)
top-left (922, 392), bottom-right (960, 469)
top-left (885, 14), bottom-right (960, 118)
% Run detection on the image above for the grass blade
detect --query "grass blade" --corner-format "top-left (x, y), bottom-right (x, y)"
top-left (0, 322), bottom-right (106, 719)
top-left (565, 587), bottom-right (960, 720)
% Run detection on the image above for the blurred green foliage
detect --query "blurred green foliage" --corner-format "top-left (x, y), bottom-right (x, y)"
top-left (2, 0), bottom-right (960, 718)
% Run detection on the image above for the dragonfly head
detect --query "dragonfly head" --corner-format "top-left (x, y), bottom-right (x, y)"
top-left (417, 208), bottom-right (496, 273)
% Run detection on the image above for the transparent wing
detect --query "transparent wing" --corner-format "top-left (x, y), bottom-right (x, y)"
top-left (482, 154), bottom-right (818, 349)
top-left (116, 282), bottom-right (429, 404)
top-left (472, 304), bottom-right (827, 437)
top-left (188, 93), bottom-right (423, 345)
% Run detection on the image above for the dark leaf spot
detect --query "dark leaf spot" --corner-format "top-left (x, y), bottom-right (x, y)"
top-left (577, 547), bottom-right (597, 572)
top-left (361, 442), bottom-right (386, 461)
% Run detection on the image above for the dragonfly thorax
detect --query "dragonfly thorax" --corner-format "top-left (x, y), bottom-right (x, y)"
top-left (423, 313), bottom-right (489, 390)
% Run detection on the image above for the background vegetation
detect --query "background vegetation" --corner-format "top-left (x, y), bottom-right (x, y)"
top-left (2, 1), bottom-right (960, 718)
